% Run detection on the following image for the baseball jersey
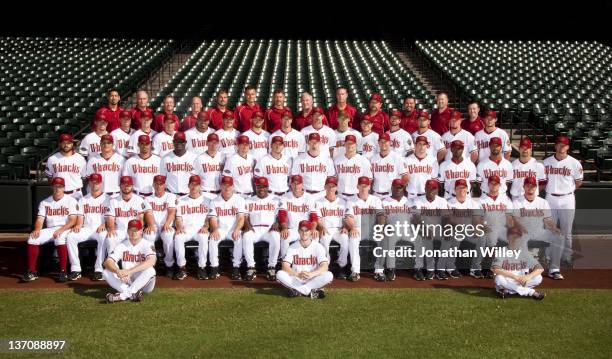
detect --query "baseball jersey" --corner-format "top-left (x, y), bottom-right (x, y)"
top-left (270, 128), bottom-right (305, 159)
top-left (543, 155), bottom-right (583, 195)
top-left (404, 154), bottom-right (439, 195)
top-left (192, 151), bottom-right (225, 192)
top-left (45, 152), bottom-right (87, 192)
top-left (512, 196), bottom-right (552, 234)
top-left (110, 128), bottom-right (134, 158)
top-left (122, 154), bottom-right (162, 193)
top-left (145, 192), bottom-right (177, 227)
top-left (511, 158), bottom-right (546, 198)
top-left (176, 194), bottom-right (209, 230)
top-left (242, 129), bottom-right (270, 162)
top-left (492, 249), bottom-right (540, 274)
top-left (334, 153), bottom-right (372, 195)
top-left (160, 151), bottom-right (197, 194)
top-left (207, 107), bottom-right (237, 130)
top-left (441, 129), bottom-right (477, 161)
top-left (152, 131), bottom-right (175, 158)
top-left (381, 196), bottom-right (412, 225)
top-left (265, 107), bottom-right (291, 133)
top-left (108, 238), bottom-right (156, 271)
top-left (292, 152), bottom-right (336, 192)
top-left (77, 193), bottom-right (108, 228)
top-left (314, 196), bottom-right (346, 229)
top-left (85, 153), bottom-right (125, 193)
top-left (105, 195), bottom-right (150, 231)
top-left (127, 129), bottom-right (157, 156)
top-left (413, 195), bottom-right (450, 226)
top-left (447, 197), bottom-right (478, 225)
top-left (438, 158), bottom-right (477, 197)
top-left (37, 194), bottom-right (78, 228)
top-left (254, 153), bottom-right (292, 193)
top-left (333, 129), bottom-right (362, 158)
top-left (476, 157), bottom-right (514, 195)
top-left (345, 194), bottom-right (384, 229)
top-left (411, 129), bottom-right (445, 158)
top-left (388, 128), bottom-right (414, 157)
top-left (474, 128), bottom-right (512, 162)
top-left (185, 127), bottom-right (214, 155)
top-left (327, 103), bottom-right (359, 130)
top-left (79, 132), bottom-right (105, 157)
top-left (370, 151), bottom-right (409, 193)
top-left (474, 193), bottom-right (514, 229)
top-left (209, 194), bottom-right (246, 233)
top-left (462, 117), bottom-right (484, 135)
top-left (284, 240), bottom-right (328, 273)
top-left (215, 128), bottom-right (240, 157)
top-left (279, 192), bottom-right (315, 229)
top-left (223, 153), bottom-right (255, 194)
top-left (360, 132), bottom-right (379, 159)
top-left (301, 125), bottom-right (336, 157)
top-left (235, 103), bottom-right (263, 132)
top-left (245, 195), bottom-right (281, 228)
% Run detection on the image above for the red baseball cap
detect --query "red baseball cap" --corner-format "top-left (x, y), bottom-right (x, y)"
top-left (415, 135), bottom-right (429, 144)
top-left (51, 177), bottom-right (65, 186)
top-left (450, 140), bottom-right (464, 148)
top-left (95, 114), bottom-right (108, 123)
top-left (452, 111), bottom-right (462, 120)
top-left (251, 111), bottom-right (264, 120)
top-left (120, 176), bottom-right (133, 185)
top-left (312, 107), bottom-right (324, 116)
top-left (425, 179), bottom-right (439, 189)
top-left (138, 135), bottom-right (151, 144)
top-left (345, 134), bottom-right (357, 143)
top-left (379, 133), bottom-right (391, 142)
top-left (271, 135), bottom-right (284, 144)
top-left (164, 114), bottom-right (176, 122)
top-left (488, 175), bottom-right (501, 184)
top-left (141, 110), bottom-right (153, 119)
top-left (59, 133), bottom-right (73, 142)
top-left (207, 133), bottom-right (219, 142)
top-left (197, 111), bottom-right (209, 121)
top-left (291, 175), bottom-right (303, 184)
top-left (523, 176), bottom-right (537, 187)
top-left (308, 133), bottom-right (321, 142)
top-left (389, 109), bottom-right (401, 118)
top-left (127, 219), bottom-right (142, 230)
top-left (489, 137), bottom-right (502, 146)
top-left (100, 134), bottom-right (113, 143)
top-left (325, 177), bottom-right (338, 186)
top-left (370, 93), bottom-right (383, 103)
top-left (255, 177), bottom-right (269, 187)
top-left (223, 110), bottom-right (234, 120)
top-left (556, 136), bottom-right (570, 146)
top-left (454, 179), bottom-right (468, 188)
top-left (392, 178), bottom-right (406, 187)
top-left (173, 132), bottom-right (186, 142)
top-left (153, 175), bottom-right (166, 184)
top-left (281, 109), bottom-right (293, 119)
top-left (237, 135), bottom-right (250, 145)
top-left (357, 176), bottom-right (371, 186)
top-left (361, 114), bottom-right (373, 123)
top-left (220, 176), bottom-right (234, 186)
top-left (419, 111), bottom-right (430, 120)
top-left (88, 173), bottom-right (102, 183)
top-left (298, 220), bottom-right (312, 231)
top-left (120, 110), bottom-right (131, 119)
top-left (485, 110), bottom-right (497, 119)
top-left (189, 175), bottom-right (201, 185)
top-left (519, 137), bottom-right (533, 149)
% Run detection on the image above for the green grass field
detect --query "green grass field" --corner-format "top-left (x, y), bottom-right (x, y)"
top-left (1, 288), bottom-right (611, 358)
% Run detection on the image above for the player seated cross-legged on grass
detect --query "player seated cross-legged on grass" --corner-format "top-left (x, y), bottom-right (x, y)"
top-left (103, 219), bottom-right (157, 303)
top-left (23, 177), bottom-right (78, 283)
top-left (277, 220), bottom-right (333, 299)
top-left (66, 173), bottom-right (108, 281)
top-left (492, 226), bottom-right (546, 300)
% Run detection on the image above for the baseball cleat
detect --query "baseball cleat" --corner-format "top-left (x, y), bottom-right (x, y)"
top-left (532, 291), bottom-right (546, 301)
top-left (67, 271), bottom-right (82, 281)
top-left (131, 290), bottom-right (144, 302)
top-left (374, 272), bottom-right (386, 282)
top-left (385, 268), bottom-right (396, 281)
top-left (448, 270), bottom-right (461, 279)
top-left (348, 272), bottom-right (360, 282)
top-left (435, 270), bottom-right (448, 280)
top-left (165, 266), bottom-right (175, 278)
top-left (425, 271), bottom-right (435, 280)
top-left (288, 289), bottom-right (300, 298)
top-left (266, 267), bottom-right (276, 281)
top-left (208, 267), bottom-right (220, 279)
top-left (484, 270), bottom-right (495, 279)
top-left (310, 288), bottom-right (326, 299)
top-left (105, 292), bottom-right (122, 304)
top-left (549, 272), bottom-right (565, 280)
top-left (413, 270), bottom-right (425, 281)
top-left (470, 270), bottom-right (484, 279)
top-left (245, 268), bottom-right (257, 281)
top-left (21, 271), bottom-right (38, 282)
top-left (231, 267), bottom-right (242, 280)
top-left (175, 267), bottom-right (187, 280)
top-left (497, 289), bottom-right (510, 299)
top-left (92, 271), bottom-right (104, 281)
top-left (57, 271), bottom-right (68, 283)
top-left (196, 267), bottom-right (208, 280)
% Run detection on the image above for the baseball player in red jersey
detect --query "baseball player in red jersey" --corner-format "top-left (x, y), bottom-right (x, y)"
top-left (387, 109), bottom-right (414, 157)
top-left (370, 133), bottom-right (409, 198)
top-left (153, 96), bottom-right (180, 133)
top-left (242, 111), bottom-right (270, 162)
top-left (294, 92), bottom-right (330, 130)
top-left (430, 91), bottom-right (454, 135)
top-left (269, 110), bottom-right (305, 159)
top-left (543, 135), bottom-right (583, 267)
top-left (277, 175), bottom-right (318, 259)
top-left (80, 114), bottom-right (108, 158)
top-left (22, 177), bottom-right (78, 283)
top-left (300, 107), bottom-right (335, 157)
top-left (277, 220), bottom-right (333, 299)
top-left (180, 96), bottom-right (203, 132)
top-left (400, 95), bottom-right (420, 134)
top-left (359, 115), bottom-right (379, 159)
top-left (66, 174), bottom-right (108, 281)
top-left (235, 85), bottom-right (264, 132)
top-left (461, 101), bottom-right (485, 135)
top-left (361, 93), bottom-right (389, 135)
top-left (476, 137), bottom-right (514, 196)
top-left (474, 110), bottom-right (512, 161)
top-left (185, 111), bottom-right (214, 156)
top-left (411, 111), bottom-right (447, 161)
top-left (223, 135), bottom-right (255, 198)
top-left (208, 176), bottom-right (247, 280)
top-left (208, 89), bottom-right (237, 130)
top-left (45, 133), bottom-right (86, 199)
top-left (103, 219), bottom-right (157, 303)
top-left (442, 111), bottom-right (478, 162)
top-left (242, 177), bottom-right (282, 281)
top-left (510, 137), bottom-right (546, 200)
top-left (255, 135), bottom-right (292, 198)
top-left (438, 140), bottom-right (477, 199)
top-left (265, 88), bottom-right (292, 133)
top-left (492, 226), bottom-right (546, 300)
top-left (160, 132), bottom-right (197, 196)
top-left (215, 110), bottom-right (240, 158)
top-left (174, 175), bottom-right (210, 280)
top-left (122, 135), bottom-right (161, 196)
top-left (110, 110), bottom-right (134, 158)
top-left (152, 114), bottom-right (178, 158)
top-left (292, 133), bottom-right (336, 201)
top-left (127, 110), bottom-right (156, 157)
top-left (85, 134), bottom-right (125, 196)
top-left (129, 90), bottom-right (154, 130)
top-left (90, 89), bottom-right (122, 132)
top-left (327, 86), bottom-right (359, 130)
top-left (192, 133), bottom-right (224, 200)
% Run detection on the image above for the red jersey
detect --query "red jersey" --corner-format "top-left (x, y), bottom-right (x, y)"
top-left (401, 109), bottom-right (420, 134)
top-left (362, 110), bottom-right (390, 136)
top-left (153, 112), bottom-right (180, 133)
top-left (130, 107), bottom-right (154, 130)
top-left (207, 107), bottom-right (237, 130)
top-left (462, 116), bottom-right (484, 135)
top-left (431, 107), bottom-right (454, 135)
top-left (180, 112), bottom-right (199, 132)
top-left (265, 106), bottom-right (292, 133)
top-left (294, 109), bottom-right (329, 131)
top-left (91, 105), bottom-right (123, 132)
top-left (235, 103), bottom-right (264, 132)
top-left (327, 103), bottom-right (359, 130)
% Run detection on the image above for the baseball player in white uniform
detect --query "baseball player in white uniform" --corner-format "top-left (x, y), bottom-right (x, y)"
top-left (242, 111), bottom-right (270, 162)
top-left (22, 177), bottom-right (78, 283)
top-left (370, 133), bottom-right (409, 198)
top-left (387, 109), bottom-right (414, 157)
top-left (254, 135), bottom-right (292, 198)
top-left (404, 136), bottom-right (439, 201)
top-left (192, 133), bottom-right (224, 200)
top-left (127, 109), bottom-right (156, 156)
top-left (45, 133), bottom-right (86, 199)
top-left (174, 175), bottom-right (210, 281)
top-left (291, 133), bottom-right (336, 201)
top-left (269, 110), bottom-right (305, 159)
top-left (411, 111), bottom-right (447, 161)
top-left (185, 111), bottom-right (214, 155)
top-left (476, 137), bottom-right (514, 196)
top-left (223, 135), bottom-right (255, 198)
top-left (79, 114), bottom-right (108, 158)
top-left (438, 140), bottom-right (477, 199)
top-left (359, 114), bottom-right (379, 159)
top-left (300, 107), bottom-right (336, 158)
top-left (208, 176), bottom-right (247, 280)
top-left (152, 114), bottom-right (178, 158)
top-left (242, 177), bottom-right (282, 281)
top-left (122, 135), bottom-right (161, 197)
top-left (85, 134), bottom-right (125, 196)
top-left (142, 175), bottom-right (176, 277)
top-left (276, 220), bottom-right (333, 299)
top-left (160, 132), bottom-right (197, 196)
top-left (543, 135), bottom-right (583, 265)
top-left (215, 110), bottom-right (240, 158)
top-left (333, 114), bottom-right (362, 158)
top-left (474, 110), bottom-right (512, 162)
top-left (446, 179), bottom-right (479, 279)
top-left (441, 111), bottom-right (478, 162)
top-left (66, 173), bottom-right (108, 281)
top-left (277, 175), bottom-right (317, 259)
top-left (334, 135), bottom-right (372, 201)
top-left (510, 137), bottom-right (546, 200)
top-left (103, 219), bottom-right (157, 303)
top-left (110, 110), bottom-right (134, 158)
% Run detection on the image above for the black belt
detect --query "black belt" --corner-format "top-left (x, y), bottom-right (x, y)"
top-left (106, 192), bottom-right (118, 196)
top-left (134, 191), bottom-right (152, 197)
top-left (305, 189), bottom-right (323, 194)
top-left (202, 189), bottom-right (220, 194)
top-left (64, 188), bottom-right (81, 194)
top-left (273, 191), bottom-right (287, 196)
top-left (410, 193), bottom-right (425, 196)
top-left (551, 192), bottom-right (573, 197)
top-left (375, 191), bottom-right (389, 195)
top-left (173, 192), bottom-right (187, 196)
top-left (342, 193), bottom-right (356, 197)
top-left (253, 224), bottom-right (272, 227)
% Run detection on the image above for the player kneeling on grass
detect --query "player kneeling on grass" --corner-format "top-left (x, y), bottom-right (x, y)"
top-left (492, 226), bottom-right (545, 300)
top-left (104, 219), bottom-right (156, 303)
top-left (277, 220), bottom-right (333, 299)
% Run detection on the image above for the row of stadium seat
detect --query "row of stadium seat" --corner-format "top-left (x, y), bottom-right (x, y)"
top-left (150, 39), bottom-right (434, 116)
top-left (0, 37), bottom-right (174, 179)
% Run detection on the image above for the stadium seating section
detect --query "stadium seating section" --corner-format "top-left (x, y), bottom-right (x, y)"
top-left (0, 37), bottom-right (174, 179)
